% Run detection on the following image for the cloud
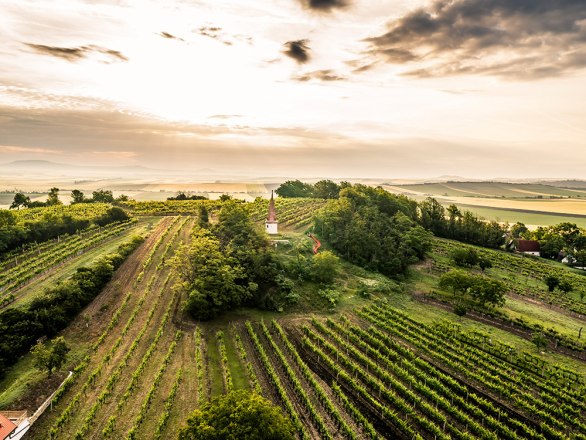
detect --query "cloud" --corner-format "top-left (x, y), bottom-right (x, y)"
top-left (298, 0), bottom-right (350, 13)
top-left (365, 0), bottom-right (586, 79)
top-left (25, 43), bottom-right (128, 62)
top-left (197, 26), bottom-right (234, 46)
top-left (159, 31), bottom-right (184, 42)
top-left (283, 40), bottom-right (311, 64)
top-left (0, 145), bottom-right (63, 154)
top-left (209, 115), bottom-right (244, 120)
top-left (293, 69), bottom-right (346, 82)
top-left (91, 150), bottom-right (140, 159)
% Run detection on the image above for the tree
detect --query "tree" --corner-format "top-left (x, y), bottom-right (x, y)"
top-left (309, 250), bottom-right (340, 284)
top-left (198, 205), bottom-right (209, 227)
top-left (219, 194), bottom-right (233, 202)
top-left (313, 180), bottom-right (340, 199)
top-left (46, 187), bottom-right (62, 206)
top-left (0, 210), bottom-right (16, 229)
top-left (10, 193), bottom-right (30, 210)
top-left (574, 250), bottom-right (586, 269)
top-left (178, 390), bottom-right (295, 440)
top-left (115, 194), bottom-right (130, 202)
top-left (558, 280), bottom-right (573, 294)
top-left (438, 270), bottom-right (473, 297)
top-left (540, 235), bottom-right (565, 259)
top-left (275, 180), bottom-right (314, 198)
top-left (450, 248), bottom-right (479, 267)
top-left (91, 190), bottom-right (114, 203)
top-left (31, 336), bottom-right (70, 376)
top-left (531, 332), bottom-right (548, 351)
top-left (469, 278), bottom-right (506, 307)
top-left (544, 274), bottom-right (560, 292)
top-left (70, 189), bottom-right (85, 204)
top-left (171, 229), bottom-right (253, 320)
top-left (419, 197), bottom-right (446, 236)
top-left (510, 222), bottom-right (529, 239)
top-left (478, 258), bottom-right (492, 272)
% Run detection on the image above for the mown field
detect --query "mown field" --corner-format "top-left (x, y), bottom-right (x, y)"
top-left (0, 199), bottom-right (585, 439)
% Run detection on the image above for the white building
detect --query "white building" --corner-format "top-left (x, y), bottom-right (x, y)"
top-left (265, 191), bottom-right (278, 235)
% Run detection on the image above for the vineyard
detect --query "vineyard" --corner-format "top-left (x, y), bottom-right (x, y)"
top-left (0, 198), bottom-right (584, 439)
top-left (247, 197), bottom-right (327, 228)
top-left (430, 238), bottom-right (586, 316)
top-left (0, 220), bottom-right (138, 308)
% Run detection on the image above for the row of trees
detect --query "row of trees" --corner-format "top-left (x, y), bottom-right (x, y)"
top-left (171, 202), bottom-right (294, 320)
top-left (419, 197), bottom-right (507, 249)
top-left (0, 235), bottom-right (143, 377)
top-left (0, 206), bottom-right (129, 254)
top-left (10, 189), bottom-right (129, 210)
top-left (313, 184), bottom-right (432, 277)
top-left (276, 180), bottom-right (345, 199)
top-left (167, 192), bottom-right (207, 201)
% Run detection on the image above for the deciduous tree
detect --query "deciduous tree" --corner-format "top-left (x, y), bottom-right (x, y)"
top-left (178, 390), bottom-right (295, 440)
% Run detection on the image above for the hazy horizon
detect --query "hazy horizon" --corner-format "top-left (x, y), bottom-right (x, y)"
top-left (1, 0), bottom-right (586, 179)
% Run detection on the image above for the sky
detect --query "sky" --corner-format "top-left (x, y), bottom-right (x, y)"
top-left (1, 0), bottom-right (586, 179)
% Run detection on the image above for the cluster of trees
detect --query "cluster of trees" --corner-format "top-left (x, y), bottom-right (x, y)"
top-left (171, 201), bottom-right (294, 320)
top-left (512, 221), bottom-right (586, 263)
top-left (10, 189), bottom-right (129, 210)
top-left (0, 236), bottom-right (143, 377)
top-left (0, 206), bottom-right (129, 254)
top-left (419, 198), bottom-right (507, 249)
top-left (276, 180), bottom-right (345, 199)
top-left (167, 192), bottom-right (208, 201)
top-left (313, 184), bottom-right (432, 277)
top-left (438, 269), bottom-right (507, 310)
top-left (178, 390), bottom-right (295, 440)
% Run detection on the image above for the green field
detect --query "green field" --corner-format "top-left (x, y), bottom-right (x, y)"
top-left (390, 181), bottom-right (586, 198)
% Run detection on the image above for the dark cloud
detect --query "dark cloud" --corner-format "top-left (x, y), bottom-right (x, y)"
top-left (293, 69), bottom-right (346, 82)
top-left (160, 31), bottom-right (184, 42)
top-left (25, 43), bottom-right (128, 62)
top-left (298, 0), bottom-right (349, 12)
top-left (283, 40), bottom-right (311, 64)
top-left (198, 26), bottom-right (233, 46)
top-left (366, 0), bottom-right (586, 79)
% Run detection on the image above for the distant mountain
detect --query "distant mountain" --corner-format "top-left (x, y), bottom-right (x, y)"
top-left (0, 160), bottom-right (222, 178)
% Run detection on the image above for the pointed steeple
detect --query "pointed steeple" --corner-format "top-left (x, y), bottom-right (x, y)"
top-left (267, 190), bottom-right (276, 222)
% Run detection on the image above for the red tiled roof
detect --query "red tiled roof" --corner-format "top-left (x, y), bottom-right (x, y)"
top-left (517, 239), bottom-right (540, 252)
top-left (0, 413), bottom-right (17, 440)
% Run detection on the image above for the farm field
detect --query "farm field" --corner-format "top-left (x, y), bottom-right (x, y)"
top-left (385, 182), bottom-right (586, 228)
top-left (449, 205), bottom-right (586, 229)
top-left (0, 198), bottom-right (585, 440)
top-left (387, 182), bottom-right (586, 199)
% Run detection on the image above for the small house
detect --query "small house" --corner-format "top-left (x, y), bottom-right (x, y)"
top-left (517, 239), bottom-right (540, 256)
top-left (0, 413), bottom-right (16, 440)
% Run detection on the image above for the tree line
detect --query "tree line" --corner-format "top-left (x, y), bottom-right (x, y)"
top-left (0, 235), bottom-right (144, 378)
top-left (10, 188), bottom-right (129, 210)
